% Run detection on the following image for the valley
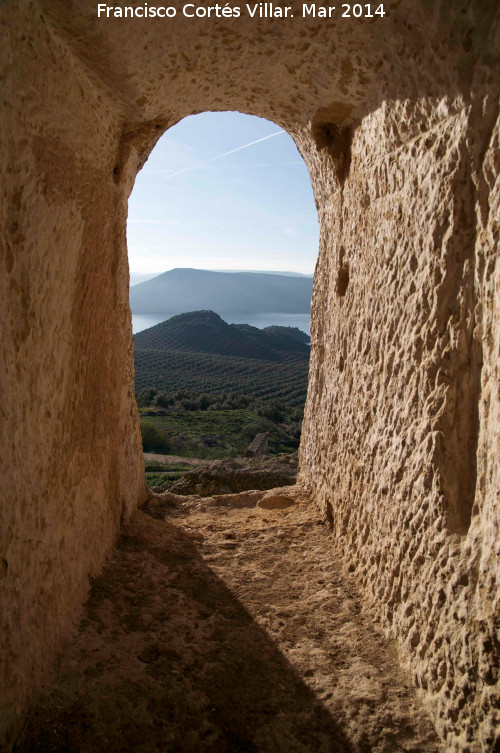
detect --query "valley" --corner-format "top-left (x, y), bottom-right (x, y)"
top-left (134, 310), bottom-right (310, 483)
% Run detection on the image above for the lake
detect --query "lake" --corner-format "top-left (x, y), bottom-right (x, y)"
top-left (132, 312), bottom-right (311, 337)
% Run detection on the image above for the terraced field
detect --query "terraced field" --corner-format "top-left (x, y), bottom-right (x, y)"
top-left (134, 349), bottom-right (309, 408)
top-left (134, 311), bottom-right (310, 460)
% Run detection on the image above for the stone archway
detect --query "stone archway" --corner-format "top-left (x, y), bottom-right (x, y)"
top-left (0, 1), bottom-right (498, 749)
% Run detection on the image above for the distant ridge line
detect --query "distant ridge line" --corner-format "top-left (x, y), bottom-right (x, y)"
top-left (130, 267), bottom-right (313, 316)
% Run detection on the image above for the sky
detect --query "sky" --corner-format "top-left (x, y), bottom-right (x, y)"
top-left (127, 111), bottom-right (319, 277)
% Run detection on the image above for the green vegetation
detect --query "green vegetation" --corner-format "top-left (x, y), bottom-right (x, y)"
top-left (144, 471), bottom-right (185, 488)
top-left (262, 325), bottom-right (310, 344)
top-left (143, 461), bottom-right (203, 490)
top-left (134, 310), bottom-right (310, 361)
top-left (134, 350), bottom-right (308, 408)
top-left (140, 420), bottom-right (171, 452)
top-left (134, 311), bottom-right (309, 464)
top-left (138, 404), bottom-right (300, 459)
top-left (144, 460), bottom-right (194, 473)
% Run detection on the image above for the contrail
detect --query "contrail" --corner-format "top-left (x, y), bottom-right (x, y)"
top-left (207, 161), bottom-right (303, 169)
top-left (206, 130), bottom-right (285, 161)
top-left (162, 130), bottom-right (285, 181)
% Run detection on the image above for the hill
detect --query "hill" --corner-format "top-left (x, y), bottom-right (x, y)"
top-left (133, 311), bottom-right (310, 461)
top-left (134, 310), bottom-right (310, 361)
top-left (134, 349), bottom-right (309, 408)
top-left (262, 325), bottom-right (310, 344)
top-left (129, 268), bottom-right (312, 316)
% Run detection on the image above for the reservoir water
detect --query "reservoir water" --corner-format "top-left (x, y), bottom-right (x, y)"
top-left (132, 312), bottom-right (311, 337)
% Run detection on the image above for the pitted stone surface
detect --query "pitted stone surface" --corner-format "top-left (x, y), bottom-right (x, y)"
top-left (17, 490), bottom-right (441, 753)
top-left (299, 93), bottom-right (500, 751)
top-left (0, 1), bottom-right (498, 750)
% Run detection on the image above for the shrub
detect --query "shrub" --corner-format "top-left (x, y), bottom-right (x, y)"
top-left (154, 390), bottom-right (175, 408)
top-left (181, 399), bottom-right (200, 411)
top-left (136, 387), bottom-right (158, 407)
top-left (198, 393), bottom-right (212, 411)
top-left (289, 406), bottom-right (304, 422)
top-left (145, 472), bottom-right (184, 488)
top-left (140, 419), bottom-right (170, 452)
top-left (241, 419), bottom-right (272, 444)
top-left (257, 401), bottom-right (285, 423)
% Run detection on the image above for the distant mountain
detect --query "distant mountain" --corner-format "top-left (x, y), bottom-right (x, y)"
top-left (134, 310), bottom-right (310, 362)
top-left (129, 268), bottom-right (312, 316)
top-left (130, 271), bottom-right (160, 286)
top-left (217, 269), bottom-right (314, 277)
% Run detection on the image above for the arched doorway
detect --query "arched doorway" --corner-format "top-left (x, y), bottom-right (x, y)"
top-left (127, 111), bottom-right (318, 477)
top-left (1, 3), bottom-right (498, 747)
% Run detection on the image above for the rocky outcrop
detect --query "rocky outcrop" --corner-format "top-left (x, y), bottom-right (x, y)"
top-left (242, 431), bottom-right (269, 459)
top-left (0, 1), bottom-right (498, 750)
top-left (166, 452), bottom-right (297, 496)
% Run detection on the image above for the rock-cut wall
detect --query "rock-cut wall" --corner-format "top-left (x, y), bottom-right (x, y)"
top-left (0, 0), bottom-right (498, 750)
top-left (299, 90), bottom-right (500, 749)
top-left (0, 3), bottom-right (148, 744)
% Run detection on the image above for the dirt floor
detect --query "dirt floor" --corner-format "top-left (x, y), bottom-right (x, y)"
top-left (17, 486), bottom-right (441, 752)
top-left (143, 453), bottom-right (211, 466)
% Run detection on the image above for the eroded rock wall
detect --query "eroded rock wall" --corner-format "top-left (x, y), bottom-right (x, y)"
top-left (0, 0), bottom-right (498, 750)
top-left (300, 87), bottom-right (500, 752)
top-left (0, 5), bottom-right (147, 744)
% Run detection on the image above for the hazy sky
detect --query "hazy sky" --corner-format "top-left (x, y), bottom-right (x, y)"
top-left (127, 112), bottom-right (319, 276)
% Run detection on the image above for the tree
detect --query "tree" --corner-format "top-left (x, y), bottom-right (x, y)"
top-left (154, 391), bottom-right (174, 408)
top-left (136, 388), bottom-right (157, 407)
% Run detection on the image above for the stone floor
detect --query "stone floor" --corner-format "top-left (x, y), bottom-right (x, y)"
top-left (17, 487), bottom-right (441, 752)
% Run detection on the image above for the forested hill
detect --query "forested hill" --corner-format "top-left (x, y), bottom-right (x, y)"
top-left (129, 268), bottom-right (312, 315)
top-left (133, 310), bottom-right (310, 362)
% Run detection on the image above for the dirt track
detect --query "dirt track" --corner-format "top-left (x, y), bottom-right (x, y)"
top-left (143, 452), bottom-right (211, 466)
top-left (17, 487), bottom-right (440, 752)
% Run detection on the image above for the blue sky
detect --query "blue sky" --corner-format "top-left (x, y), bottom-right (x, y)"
top-left (127, 111), bottom-right (319, 276)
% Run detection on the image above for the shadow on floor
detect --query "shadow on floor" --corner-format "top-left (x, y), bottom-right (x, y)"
top-left (16, 511), bottom-right (352, 753)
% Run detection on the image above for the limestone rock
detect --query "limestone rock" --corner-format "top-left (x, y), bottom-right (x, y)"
top-left (0, 1), bottom-right (498, 749)
top-left (166, 452), bottom-right (298, 496)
